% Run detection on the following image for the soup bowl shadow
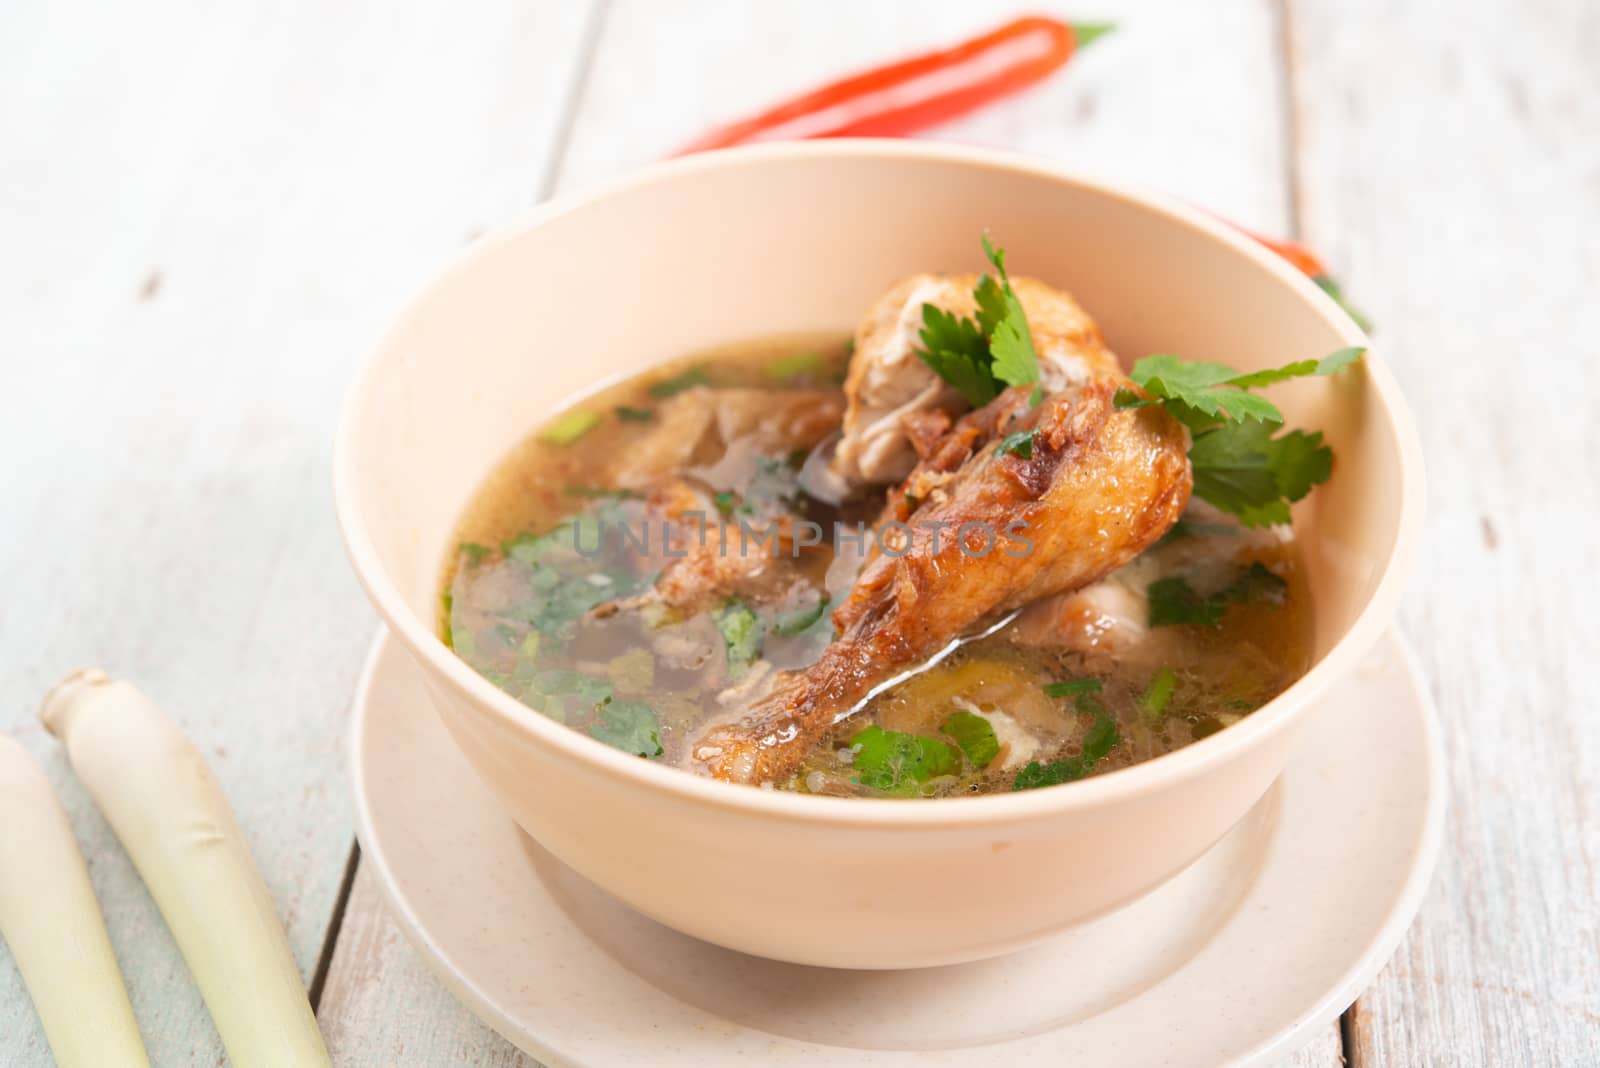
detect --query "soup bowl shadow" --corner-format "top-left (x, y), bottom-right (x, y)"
top-left (333, 140), bottom-right (1423, 970)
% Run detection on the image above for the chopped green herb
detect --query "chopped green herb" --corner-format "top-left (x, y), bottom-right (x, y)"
top-left (916, 305), bottom-right (997, 407)
top-left (1043, 678), bottom-right (1102, 699)
top-left (648, 366), bottom-right (710, 397)
top-left (538, 409), bottom-right (600, 445)
top-left (998, 429), bottom-right (1035, 458)
top-left (1189, 421), bottom-right (1333, 527)
top-left (773, 595), bottom-right (830, 637)
top-left (714, 598), bottom-right (764, 677)
top-left (850, 725), bottom-right (958, 795)
top-left (940, 710), bottom-right (1000, 767)
top-left (1113, 348), bottom-right (1361, 525)
top-left (1012, 708), bottom-right (1120, 790)
top-left (459, 542), bottom-right (491, 565)
top-left (527, 669), bottom-right (612, 706)
top-left (614, 404), bottom-right (655, 422)
top-left (914, 234), bottom-right (1042, 408)
top-left (587, 700), bottom-right (663, 758)
top-left (978, 235), bottom-right (1041, 404)
top-left (1147, 562), bottom-right (1288, 629)
top-left (1141, 668), bottom-right (1178, 725)
top-left (764, 351), bottom-right (827, 382)
top-left (713, 491), bottom-right (738, 517)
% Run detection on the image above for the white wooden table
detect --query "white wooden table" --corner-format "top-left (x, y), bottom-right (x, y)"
top-left (3, 1), bottom-right (1595, 1064)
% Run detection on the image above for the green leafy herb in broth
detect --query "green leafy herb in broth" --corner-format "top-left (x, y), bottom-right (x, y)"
top-left (443, 324), bottom-right (1318, 795)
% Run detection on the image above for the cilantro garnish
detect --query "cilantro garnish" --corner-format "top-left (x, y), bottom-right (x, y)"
top-left (998, 429), bottom-right (1035, 458)
top-left (1013, 705), bottom-right (1120, 790)
top-left (714, 599), bottom-right (764, 677)
top-left (1188, 423), bottom-right (1332, 527)
top-left (1116, 347), bottom-right (1363, 526)
top-left (940, 710), bottom-right (1000, 767)
top-left (587, 700), bottom-right (663, 758)
top-left (1147, 562), bottom-right (1287, 629)
top-left (915, 234), bottom-right (1042, 408)
top-left (648, 365), bottom-right (711, 398)
top-left (850, 725), bottom-right (959, 795)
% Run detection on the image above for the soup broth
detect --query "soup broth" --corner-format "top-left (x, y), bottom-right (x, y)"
top-left (443, 337), bottom-right (1314, 798)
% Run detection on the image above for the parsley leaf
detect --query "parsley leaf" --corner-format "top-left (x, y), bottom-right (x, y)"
top-left (1224, 346), bottom-right (1364, 389)
top-left (1117, 348), bottom-right (1360, 524)
top-left (998, 429), bottom-right (1035, 458)
top-left (851, 725), bottom-right (959, 795)
top-left (940, 710), bottom-right (1001, 767)
top-left (587, 700), bottom-right (663, 758)
top-left (714, 598), bottom-right (764, 678)
top-left (1012, 707), bottom-right (1120, 790)
top-left (914, 234), bottom-right (1042, 407)
top-left (980, 236), bottom-right (1041, 399)
top-left (1147, 563), bottom-right (1287, 629)
top-left (916, 304), bottom-right (998, 407)
top-left (1189, 422), bottom-right (1333, 527)
top-left (1120, 348), bottom-right (1365, 431)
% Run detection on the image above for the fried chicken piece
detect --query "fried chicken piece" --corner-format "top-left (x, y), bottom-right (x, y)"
top-left (693, 376), bottom-right (1193, 784)
top-left (830, 273), bottom-right (1120, 486)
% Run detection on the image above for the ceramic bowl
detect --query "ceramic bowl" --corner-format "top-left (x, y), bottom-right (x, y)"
top-left (333, 141), bottom-right (1423, 969)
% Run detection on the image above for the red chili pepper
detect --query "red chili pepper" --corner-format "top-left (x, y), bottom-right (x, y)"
top-left (669, 18), bottom-right (1370, 330)
top-left (669, 17), bottom-right (1113, 156)
top-left (1242, 229), bottom-right (1327, 278)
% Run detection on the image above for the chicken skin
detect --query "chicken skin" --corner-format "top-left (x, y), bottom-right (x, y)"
top-left (693, 375), bottom-right (1192, 784)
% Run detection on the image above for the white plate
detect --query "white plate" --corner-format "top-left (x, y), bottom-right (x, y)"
top-left (350, 629), bottom-right (1443, 1067)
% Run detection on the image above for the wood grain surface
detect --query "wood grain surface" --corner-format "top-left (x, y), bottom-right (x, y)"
top-left (1288, 0), bottom-right (1600, 1064)
top-left (5, 0), bottom-right (1594, 1064)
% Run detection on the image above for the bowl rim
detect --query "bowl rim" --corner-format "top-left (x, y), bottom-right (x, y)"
top-left (333, 138), bottom-right (1425, 829)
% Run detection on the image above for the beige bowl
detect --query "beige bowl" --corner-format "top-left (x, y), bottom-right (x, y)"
top-left (334, 141), bottom-right (1423, 970)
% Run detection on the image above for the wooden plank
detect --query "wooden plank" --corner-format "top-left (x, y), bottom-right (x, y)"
top-left (315, 1), bottom-right (1340, 1065)
top-left (555, 0), bottom-right (1292, 228)
top-left (1287, 0), bottom-right (1600, 1065)
top-left (1287, 1024), bottom-right (1345, 1068)
top-left (320, 863), bottom-right (539, 1067)
top-left (0, 0), bottom-right (599, 1064)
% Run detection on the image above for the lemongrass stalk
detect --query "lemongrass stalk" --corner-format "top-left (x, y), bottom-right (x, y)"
top-left (0, 733), bottom-right (151, 1067)
top-left (40, 669), bottom-right (331, 1068)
